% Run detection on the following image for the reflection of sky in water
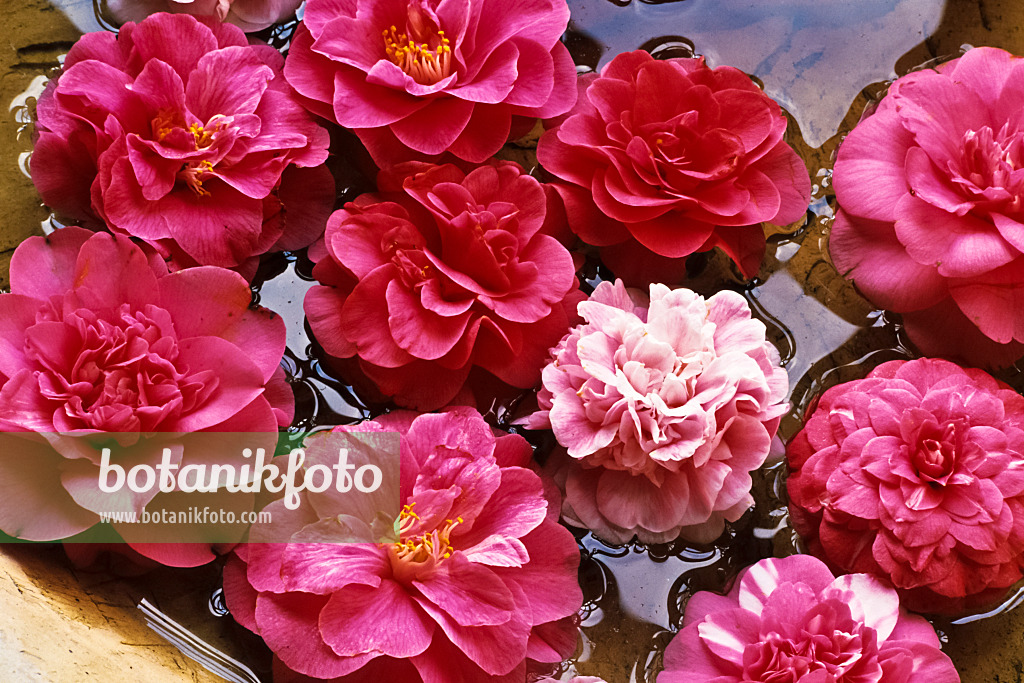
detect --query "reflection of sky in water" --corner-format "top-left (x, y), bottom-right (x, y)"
top-left (567, 0), bottom-right (944, 146)
top-left (48, 0), bottom-right (106, 33)
top-left (751, 269), bottom-right (859, 391)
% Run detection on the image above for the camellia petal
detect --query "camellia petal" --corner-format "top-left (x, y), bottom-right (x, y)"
top-left (788, 357), bottom-right (1024, 613)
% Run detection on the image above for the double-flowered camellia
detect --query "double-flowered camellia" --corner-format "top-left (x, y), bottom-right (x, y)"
top-left (787, 358), bottom-right (1024, 614)
top-left (304, 160), bottom-right (583, 410)
top-left (0, 228), bottom-right (293, 564)
top-left (831, 47), bottom-right (1024, 367)
top-left (538, 50), bottom-right (810, 286)
top-left (32, 13), bottom-right (333, 277)
top-left (659, 555), bottom-right (960, 682)
top-left (284, 0), bottom-right (578, 165)
top-left (106, 0), bottom-right (303, 32)
top-left (522, 280), bottom-right (788, 544)
top-left (223, 408), bottom-right (582, 682)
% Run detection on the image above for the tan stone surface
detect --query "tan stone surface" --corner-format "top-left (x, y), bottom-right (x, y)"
top-left (0, 545), bottom-right (227, 682)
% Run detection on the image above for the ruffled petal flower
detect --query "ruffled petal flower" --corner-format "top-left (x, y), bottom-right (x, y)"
top-left (0, 228), bottom-right (292, 565)
top-left (304, 160), bottom-right (584, 410)
top-left (522, 279), bottom-right (788, 544)
top-left (283, 0), bottom-right (578, 165)
top-left (538, 50), bottom-right (811, 285)
top-left (787, 357), bottom-right (1024, 613)
top-left (31, 13), bottom-right (333, 277)
top-left (223, 407), bottom-right (582, 681)
top-left (831, 47), bottom-right (1024, 366)
top-left (659, 555), bottom-right (960, 683)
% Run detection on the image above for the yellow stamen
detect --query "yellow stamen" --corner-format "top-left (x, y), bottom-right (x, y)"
top-left (383, 25), bottom-right (452, 85)
top-left (392, 508), bottom-right (463, 565)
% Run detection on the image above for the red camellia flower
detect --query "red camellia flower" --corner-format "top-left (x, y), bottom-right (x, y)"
top-left (787, 358), bottom-right (1024, 614)
top-left (304, 160), bottom-right (583, 410)
top-left (32, 13), bottom-right (333, 278)
top-left (538, 50), bottom-right (810, 285)
top-left (224, 408), bottom-right (582, 682)
top-left (0, 228), bottom-right (293, 566)
top-left (831, 47), bottom-right (1024, 367)
top-left (660, 555), bottom-right (960, 683)
top-left (283, 0), bottom-right (578, 165)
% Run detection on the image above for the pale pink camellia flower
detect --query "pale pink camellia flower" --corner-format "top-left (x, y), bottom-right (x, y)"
top-left (223, 408), bottom-right (583, 683)
top-left (534, 677), bottom-right (607, 682)
top-left (31, 13), bottom-right (333, 279)
top-left (283, 0), bottom-right (578, 166)
top-left (659, 555), bottom-right (960, 683)
top-left (0, 228), bottom-right (294, 566)
top-left (304, 160), bottom-right (584, 411)
top-left (522, 280), bottom-right (789, 544)
top-left (538, 50), bottom-right (811, 286)
top-left (831, 47), bottom-right (1024, 367)
top-left (105, 0), bottom-right (303, 32)
top-left (787, 358), bottom-right (1024, 614)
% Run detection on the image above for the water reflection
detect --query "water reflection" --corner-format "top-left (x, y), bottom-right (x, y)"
top-left (566, 0), bottom-right (946, 146)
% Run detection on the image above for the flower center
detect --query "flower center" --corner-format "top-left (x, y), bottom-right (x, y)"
top-left (178, 160), bottom-right (215, 197)
top-left (389, 503), bottom-right (463, 581)
top-left (382, 4), bottom-right (452, 85)
top-left (912, 422), bottom-right (957, 484)
top-left (957, 124), bottom-right (1024, 209)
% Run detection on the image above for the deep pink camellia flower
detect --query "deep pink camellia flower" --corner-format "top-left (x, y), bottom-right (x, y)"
top-left (283, 0), bottom-right (578, 165)
top-left (0, 228), bottom-right (293, 565)
top-left (831, 47), bottom-right (1024, 367)
top-left (223, 408), bottom-right (582, 683)
top-left (521, 280), bottom-right (788, 544)
top-left (31, 13), bottom-right (333, 278)
top-left (106, 0), bottom-right (303, 32)
top-left (538, 50), bottom-right (810, 286)
top-left (787, 358), bottom-right (1024, 614)
top-left (659, 555), bottom-right (960, 683)
top-left (304, 160), bottom-right (583, 410)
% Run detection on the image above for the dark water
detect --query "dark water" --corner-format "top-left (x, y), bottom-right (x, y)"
top-left (5, 0), bottom-right (1024, 680)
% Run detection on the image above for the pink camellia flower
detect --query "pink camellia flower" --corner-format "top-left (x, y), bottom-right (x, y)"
top-left (0, 228), bottom-right (293, 566)
top-left (787, 358), bottom-right (1024, 614)
top-left (831, 47), bottom-right (1024, 367)
top-left (659, 555), bottom-right (960, 682)
top-left (223, 407), bottom-right (583, 682)
top-left (106, 0), bottom-right (303, 32)
top-left (31, 13), bottom-right (333, 278)
top-left (535, 677), bottom-right (606, 682)
top-left (283, 0), bottom-right (578, 165)
top-left (522, 280), bottom-right (789, 544)
top-left (304, 160), bottom-right (583, 410)
top-left (538, 50), bottom-right (810, 286)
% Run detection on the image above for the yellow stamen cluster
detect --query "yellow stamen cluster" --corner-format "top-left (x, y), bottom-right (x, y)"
top-left (188, 122), bottom-right (218, 148)
top-left (392, 502), bottom-right (464, 565)
top-left (180, 160), bottom-right (215, 197)
top-left (383, 25), bottom-right (452, 85)
top-left (152, 110), bottom-right (182, 141)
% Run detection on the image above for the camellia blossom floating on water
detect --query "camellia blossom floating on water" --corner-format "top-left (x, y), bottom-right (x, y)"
top-left (31, 13), bottom-right (333, 278)
top-left (787, 358), bottom-right (1024, 614)
top-left (831, 46), bottom-right (1024, 367)
top-left (538, 50), bottom-right (811, 286)
top-left (0, 228), bottom-right (293, 566)
top-left (283, 0), bottom-right (578, 165)
top-left (659, 555), bottom-right (961, 682)
top-left (105, 0), bottom-right (303, 32)
top-left (521, 280), bottom-right (788, 544)
top-left (304, 160), bottom-right (584, 410)
top-left (223, 408), bottom-right (582, 682)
